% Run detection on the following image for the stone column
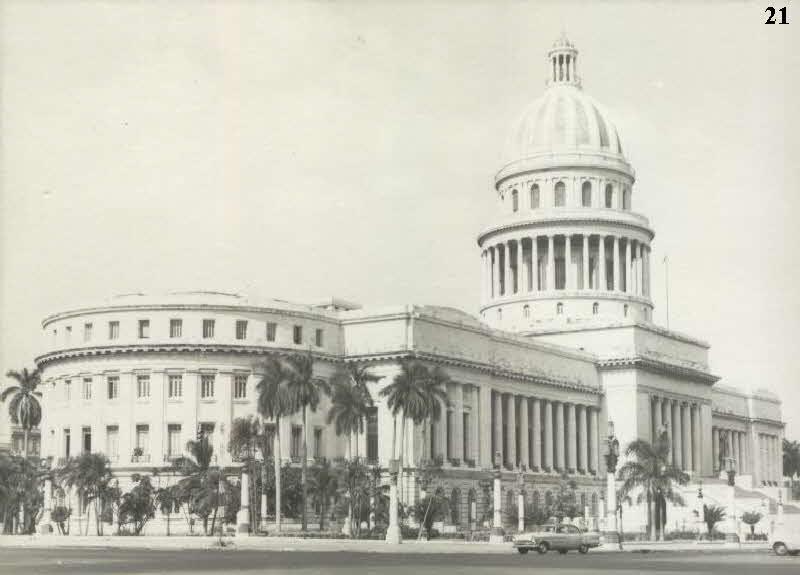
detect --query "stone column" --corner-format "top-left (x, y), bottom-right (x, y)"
top-left (547, 235), bottom-right (555, 290)
top-left (653, 396), bottom-right (662, 441)
top-left (471, 386), bottom-right (480, 464)
top-left (682, 403), bottom-right (692, 471)
top-left (506, 393), bottom-right (516, 468)
top-left (625, 239), bottom-right (632, 294)
top-left (556, 402), bottom-right (565, 472)
top-left (237, 471), bottom-right (251, 534)
top-left (644, 245), bottom-right (651, 296)
top-left (39, 478), bottom-right (53, 534)
top-left (492, 246), bottom-right (500, 298)
top-left (669, 400), bottom-right (679, 468)
top-left (597, 236), bottom-right (606, 291)
top-left (567, 403), bottom-right (577, 473)
top-left (532, 398), bottom-right (542, 471)
top-left (544, 400), bottom-right (554, 472)
top-left (519, 397), bottom-right (530, 469)
top-left (514, 239), bottom-right (523, 294)
top-left (483, 250), bottom-right (490, 302)
top-left (578, 405), bottom-right (588, 473)
top-left (612, 236), bottom-right (620, 291)
top-left (589, 407), bottom-right (599, 474)
top-left (582, 234), bottom-right (590, 289)
top-left (732, 430), bottom-right (740, 474)
top-left (505, 242), bottom-right (513, 296)
top-left (638, 243), bottom-right (645, 296)
top-left (479, 386), bottom-right (492, 468)
top-left (738, 432), bottom-right (746, 474)
top-left (531, 236), bottom-right (539, 291)
top-left (493, 392), bottom-right (503, 468)
top-left (438, 396), bottom-right (448, 461)
top-left (712, 426), bottom-right (719, 473)
top-left (454, 384), bottom-right (464, 463)
top-left (692, 404), bottom-right (701, 473)
top-left (565, 235), bottom-right (573, 289)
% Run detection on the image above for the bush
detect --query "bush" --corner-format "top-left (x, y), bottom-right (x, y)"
top-left (746, 533), bottom-right (768, 541)
top-left (663, 530), bottom-right (699, 541)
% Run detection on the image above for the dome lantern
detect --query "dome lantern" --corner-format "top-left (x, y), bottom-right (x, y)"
top-left (547, 33), bottom-right (580, 88)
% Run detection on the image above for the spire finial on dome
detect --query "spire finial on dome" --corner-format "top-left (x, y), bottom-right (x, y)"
top-left (547, 34), bottom-right (580, 88)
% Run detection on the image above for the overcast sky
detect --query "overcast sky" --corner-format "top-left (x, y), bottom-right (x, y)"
top-left (1, 1), bottom-right (798, 435)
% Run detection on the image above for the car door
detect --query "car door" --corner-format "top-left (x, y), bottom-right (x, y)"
top-left (561, 524), bottom-right (581, 549)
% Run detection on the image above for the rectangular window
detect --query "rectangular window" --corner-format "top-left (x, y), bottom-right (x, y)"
top-left (266, 322), bottom-right (277, 342)
top-left (201, 374), bottom-right (215, 399)
top-left (138, 320), bottom-right (150, 339)
top-left (82, 427), bottom-right (91, 454)
top-left (366, 408), bottom-right (378, 462)
top-left (314, 427), bottom-right (323, 459)
top-left (315, 328), bottom-right (323, 347)
top-left (233, 375), bottom-right (247, 399)
top-left (64, 429), bottom-right (71, 458)
top-left (64, 380), bottom-right (71, 400)
top-left (202, 319), bottom-right (215, 339)
top-left (107, 376), bottom-right (119, 399)
top-left (30, 436), bottom-right (40, 457)
top-left (82, 378), bottom-right (92, 400)
top-left (168, 374), bottom-right (183, 398)
top-left (167, 424), bottom-right (182, 458)
top-left (236, 320), bottom-right (247, 340)
top-left (106, 426), bottom-right (119, 458)
top-left (293, 325), bottom-right (303, 345)
top-left (170, 319), bottom-right (182, 338)
top-left (108, 321), bottom-right (119, 340)
top-left (135, 424), bottom-right (149, 453)
top-left (84, 323), bottom-right (93, 342)
top-left (137, 375), bottom-right (150, 398)
top-left (290, 425), bottom-right (302, 460)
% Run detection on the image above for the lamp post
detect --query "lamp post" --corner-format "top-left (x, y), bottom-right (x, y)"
top-left (385, 458), bottom-right (402, 544)
top-left (604, 420), bottom-right (620, 544)
top-left (724, 456), bottom-right (737, 539)
top-left (516, 465), bottom-right (526, 533)
top-left (490, 451), bottom-right (505, 543)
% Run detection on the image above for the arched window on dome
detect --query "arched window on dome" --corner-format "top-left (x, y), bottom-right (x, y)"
top-left (530, 184), bottom-right (540, 209)
top-left (556, 302), bottom-right (564, 315)
top-left (554, 181), bottom-right (566, 207)
top-left (512, 189), bottom-right (519, 213)
top-left (592, 302), bottom-right (599, 315)
top-left (581, 181), bottom-right (592, 207)
top-left (523, 305), bottom-right (530, 319)
top-left (605, 184), bottom-right (613, 208)
top-left (623, 187), bottom-right (632, 210)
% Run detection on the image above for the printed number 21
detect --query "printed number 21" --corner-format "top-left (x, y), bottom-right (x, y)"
top-left (765, 6), bottom-right (788, 24)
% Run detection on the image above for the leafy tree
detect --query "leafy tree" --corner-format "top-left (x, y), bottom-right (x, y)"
top-left (618, 429), bottom-right (689, 540)
top-left (173, 435), bottom-right (229, 535)
top-left (741, 510), bottom-right (763, 536)
top-left (1, 368), bottom-right (42, 458)
top-left (118, 474), bottom-right (156, 535)
top-left (413, 492), bottom-right (450, 540)
top-left (285, 352), bottom-right (330, 531)
top-left (335, 457), bottom-right (370, 538)
top-left (703, 504), bottom-right (726, 537)
top-left (155, 485), bottom-right (180, 536)
top-left (477, 478), bottom-right (493, 526)
top-left (308, 457), bottom-right (337, 530)
top-left (51, 505), bottom-right (71, 535)
top-left (229, 415), bottom-right (265, 531)
top-left (57, 453), bottom-right (113, 535)
top-left (0, 454), bottom-right (46, 533)
top-left (327, 376), bottom-right (372, 459)
top-left (255, 356), bottom-right (294, 531)
top-left (549, 472), bottom-right (580, 523)
top-left (783, 439), bottom-right (800, 480)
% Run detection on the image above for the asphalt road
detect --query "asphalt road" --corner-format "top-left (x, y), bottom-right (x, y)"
top-left (1, 548), bottom-right (798, 575)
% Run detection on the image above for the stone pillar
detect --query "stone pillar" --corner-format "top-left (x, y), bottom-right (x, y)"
top-left (598, 235), bottom-right (606, 291)
top-left (519, 397), bottom-right (530, 469)
top-left (490, 468), bottom-right (504, 543)
top-left (555, 402), bottom-right (565, 472)
top-left (582, 234), bottom-right (589, 289)
top-left (578, 405), bottom-right (588, 473)
top-left (625, 239), bottom-right (632, 294)
top-left (612, 236), bottom-right (620, 291)
top-left (738, 432), bottom-right (746, 474)
top-left (237, 471), bottom-right (251, 534)
top-left (492, 247), bottom-right (500, 299)
top-left (479, 386), bottom-right (492, 468)
top-left (565, 235), bottom-right (573, 290)
top-left (653, 396), bottom-right (662, 441)
top-left (682, 403), bottom-right (692, 471)
top-left (493, 392), bottom-right (503, 468)
top-left (589, 407), bottom-right (599, 474)
top-left (712, 426), bottom-right (719, 473)
top-left (644, 245), bottom-right (651, 296)
top-left (531, 236), bottom-right (539, 291)
top-left (544, 400), bottom-right (553, 472)
top-left (567, 403), bottom-right (577, 473)
top-left (732, 430), bottom-right (740, 474)
top-left (532, 398), bottom-right (542, 471)
top-left (471, 386), bottom-right (480, 464)
top-left (505, 242), bottom-right (513, 296)
top-left (453, 385), bottom-right (464, 463)
top-left (515, 239), bottom-right (523, 294)
top-left (547, 235), bottom-right (555, 290)
top-left (437, 396), bottom-right (448, 461)
top-left (692, 404), bottom-right (701, 473)
top-left (39, 478), bottom-right (53, 534)
top-left (671, 400), bottom-right (681, 468)
top-left (506, 393), bottom-right (516, 468)
top-left (638, 243), bottom-right (645, 296)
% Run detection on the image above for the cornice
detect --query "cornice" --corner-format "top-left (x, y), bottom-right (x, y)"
top-left (495, 152), bottom-right (635, 186)
top-left (477, 215), bottom-right (654, 247)
top-left (598, 355), bottom-right (719, 385)
top-left (711, 410), bottom-right (785, 428)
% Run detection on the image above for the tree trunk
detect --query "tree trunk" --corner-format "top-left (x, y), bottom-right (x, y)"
top-left (646, 490), bottom-right (654, 541)
top-left (301, 404), bottom-right (308, 531)
top-left (654, 493), bottom-right (661, 541)
top-left (275, 417), bottom-right (282, 532)
top-left (397, 416), bottom-right (406, 505)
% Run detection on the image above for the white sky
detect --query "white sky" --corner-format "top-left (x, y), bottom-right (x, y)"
top-left (1, 2), bottom-right (798, 435)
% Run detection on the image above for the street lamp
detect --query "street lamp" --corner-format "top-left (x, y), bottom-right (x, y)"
top-left (516, 465), bottom-right (526, 533)
top-left (725, 456), bottom-right (736, 487)
top-left (385, 458), bottom-right (401, 544)
top-left (489, 451), bottom-right (504, 543)
top-left (604, 420), bottom-right (620, 545)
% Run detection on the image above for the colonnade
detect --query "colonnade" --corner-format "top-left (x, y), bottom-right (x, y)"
top-left (711, 427), bottom-right (749, 475)
top-left (481, 234), bottom-right (650, 302)
top-left (651, 396), bottom-right (703, 472)
top-left (756, 432), bottom-right (782, 484)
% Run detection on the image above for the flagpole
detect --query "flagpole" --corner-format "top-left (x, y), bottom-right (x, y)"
top-left (663, 255), bottom-right (670, 329)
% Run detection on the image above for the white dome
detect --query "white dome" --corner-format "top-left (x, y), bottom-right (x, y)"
top-left (503, 84), bottom-right (625, 165)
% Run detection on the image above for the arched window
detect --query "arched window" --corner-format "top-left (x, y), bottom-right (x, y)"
top-left (592, 302), bottom-right (599, 315)
top-left (511, 189), bottom-right (519, 212)
top-left (581, 181), bottom-right (592, 207)
top-left (623, 304), bottom-right (629, 317)
top-left (605, 184), bottom-right (613, 208)
top-left (545, 491), bottom-right (553, 508)
top-left (623, 187), bottom-right (631, 210)
top-left (556, 302), bottom-right (564, 315)
top-left (530, 184), bottom-right (540, 209)
top-left (506, 490), bottom-right (515, 516)
top-left (591, 493), bottom-right (599, 516)
top-left (451, 488), bottom-right (462, 525)
top-left (531, 490), bottom-right (540, 512)
top-left (580, 492), bottom-right (587, 511)
top-left (554, 181), bottom-right (566, 207)
top-left (523, 305), bottom-right (530, 319)
top-left (468, 489), bottom-right (476, 525)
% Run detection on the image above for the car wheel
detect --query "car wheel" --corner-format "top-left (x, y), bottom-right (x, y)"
top-left (578, 544), bottom-right (589, 554)
top-left (558, 549), bottom-right (568, 554)
top-left (773, 542), bottom-right (789, 556)
top-left (517, 548), bottom-right (529, 554)
top-left (536, 542), bottom-right (549, 554)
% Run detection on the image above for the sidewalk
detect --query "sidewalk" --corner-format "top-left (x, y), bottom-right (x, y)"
top-left (0, 535), bottom-right (772, 555)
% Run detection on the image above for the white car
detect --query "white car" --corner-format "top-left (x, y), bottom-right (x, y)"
top-left (770, 525), bottom-right (800, 556)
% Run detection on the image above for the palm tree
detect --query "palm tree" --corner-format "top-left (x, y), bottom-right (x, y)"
top-left (155, 486), bottom-right (179, 536)
top-left (783, 439), bottom-right (800, 481)
top-left (741, 510), bottom-right (763, 538)
top-left (255, 356), bottom-right (294, 532)
top-left (330, 363), bottom-right (381, 458)
top-left (284, 351), bottom-right (330, 531)
top-left (307, 457), bottom-right (337, 530)
top-left (57, 453), bottom-right (113, 535)
top-left (703, 504), bottom-right (726, 538)
top-left (229, 415), bottom-right (264, 531)
top-left (2, 368), bottom-right (42, 458)
top-left (617, 428), bottom-right (689, 541)
top-left (174, 435), bottom-right (227, 535)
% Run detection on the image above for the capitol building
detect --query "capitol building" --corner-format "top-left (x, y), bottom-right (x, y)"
top-left (36, 37), bottom-right (787, 535)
